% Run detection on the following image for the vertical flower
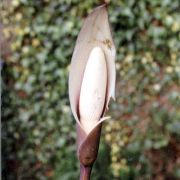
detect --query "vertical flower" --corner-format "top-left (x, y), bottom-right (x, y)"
top-left (69, 4), bottom-right (116, 179)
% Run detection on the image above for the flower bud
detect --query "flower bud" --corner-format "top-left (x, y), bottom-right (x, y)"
top-left (68, 4), bottom-right (116, 179)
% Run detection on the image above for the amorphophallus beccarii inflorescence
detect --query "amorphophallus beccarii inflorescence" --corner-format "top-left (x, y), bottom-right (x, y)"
top-left (69, 4), bottom-right (116, 180)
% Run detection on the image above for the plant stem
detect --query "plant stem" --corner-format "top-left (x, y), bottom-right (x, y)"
top-left (80, 164), bottom-right (92, 180)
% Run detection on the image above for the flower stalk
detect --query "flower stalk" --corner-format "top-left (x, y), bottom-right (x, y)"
top-left (80, 165), bottom-right (92, 180)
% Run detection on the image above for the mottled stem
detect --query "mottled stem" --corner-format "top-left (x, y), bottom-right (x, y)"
top-left (80, 165), bottom-right (92, 180)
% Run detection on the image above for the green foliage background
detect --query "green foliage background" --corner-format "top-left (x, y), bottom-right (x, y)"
top-left (2, 0), bottom-right (180, 179)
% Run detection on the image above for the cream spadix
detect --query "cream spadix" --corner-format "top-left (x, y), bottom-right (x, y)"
top-left (79, 47), bottom-right (107, 134)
